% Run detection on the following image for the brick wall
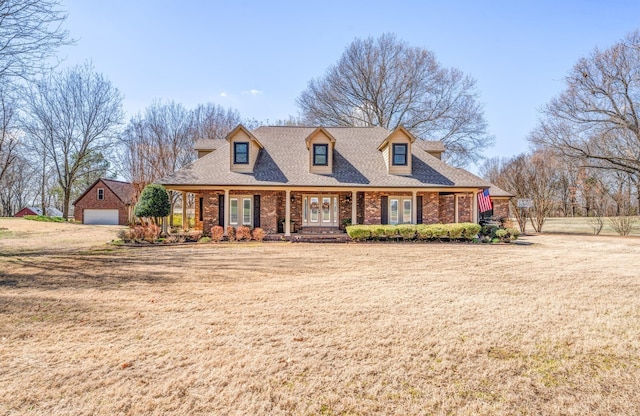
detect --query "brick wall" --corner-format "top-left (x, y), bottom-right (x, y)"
top-left (74, 181), bottom-right (130, 225)
top-left (492, 198), bottom-right (511, 219)
top-left (458, 194), bottom-right (472, 222)
top-left (438, 194), bottom-right (455, 224)
top-left (418, 192), bottom-right (439, 224)
top-left (338, 192), bottom-right (352, 229)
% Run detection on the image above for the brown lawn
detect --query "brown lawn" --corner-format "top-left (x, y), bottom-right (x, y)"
top-left (1, 218), bottom-right (640, 415)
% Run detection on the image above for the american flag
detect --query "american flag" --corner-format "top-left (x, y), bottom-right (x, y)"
top-left (478, 189), bottom-right (493, 213)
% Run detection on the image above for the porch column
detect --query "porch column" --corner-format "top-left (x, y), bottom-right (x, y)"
top-left (472, 191), bottom-right (479, 223)
top-left (223, 189), bottom-right (229, 236)
top-left (285, 190), bottom-right (291, 236)
top-left (454, 194), bottom-right (459, 223)
top-left (351, 191), bottom-right (357, 225)
top-left (182, 191), bottom-right (188, 230)
top-left (412, 190), bottom-right (417, 224)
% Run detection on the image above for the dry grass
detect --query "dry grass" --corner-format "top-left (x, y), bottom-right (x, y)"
top-left (541, 216), bottom-right (640, 236)
top-left (1, 218), bottom-right (640, 415)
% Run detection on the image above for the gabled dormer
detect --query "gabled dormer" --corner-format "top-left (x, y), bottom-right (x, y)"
top-left (225, 124), bottom-right (263, 173)
top-left (305, 127), bottom-right (336, 174)
top-left (377, 126), bottom-right (416, 175)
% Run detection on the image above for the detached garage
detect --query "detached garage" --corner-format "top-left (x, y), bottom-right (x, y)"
top-left (73, 178), bottom-right (135, 225)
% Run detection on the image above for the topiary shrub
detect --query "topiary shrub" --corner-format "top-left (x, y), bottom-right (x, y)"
top-left (210, 226), bottom-right (224, 242)
top-left (226, 226), bottom-right (236, 242)
top-left (252, 227), bottom-right (266, 242)
top-left (236, 225), bottom-right (252, 241)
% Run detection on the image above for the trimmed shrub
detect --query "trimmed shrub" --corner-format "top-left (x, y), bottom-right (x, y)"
top-left (198, 236), bottom-right (212, 243)
top-left (210, 226), bottom-right (224, 242)
top-left (397, 224), bottom-right (416, 240)
top-left (506, 227), bottom-right (520, 240)
top-left (495, 229), bottom-right (508, 241)
top-left (226, 226), bottom-right (236, 242)
top-left (462, 223), bottom-right (481, 240)
top-left (346, 225), bottom-right (371, 241)
top-left (383, 225), bottom-right (399, 238)
top-left (416, 224), bottom-right (433, 240)
top-left (431, 224), bottom-right (449, 239)
top-left (134, 184), bottom-right (170, 224)
top-left (370, 225), bottom-right (387, 240)
top-left (448, 223), bottom-right (466, 240)
top-left (252, 227), bottom-right (266, 242)
top-left (236, 225), bottom-right (252, 241)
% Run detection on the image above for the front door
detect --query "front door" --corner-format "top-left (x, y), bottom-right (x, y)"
top-left (302, 195), bottom-right (338, 227)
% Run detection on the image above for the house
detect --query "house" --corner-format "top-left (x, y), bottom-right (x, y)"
top-left (14, 206), bottom-right (64, 218)
top-left (73, 178), bottom-right (135, 225)
top-left (159, 125), bottom-right (506, 236)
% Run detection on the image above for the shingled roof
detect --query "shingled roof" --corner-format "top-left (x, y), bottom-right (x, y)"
top-left (160, 126), bottom-right (490, 189)
top-left (73, 178), bottom-right (135, 206)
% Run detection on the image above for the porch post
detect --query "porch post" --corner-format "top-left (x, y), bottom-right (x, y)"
top-left (351, 191), bottom-right (357, 225)
top-left (454, 194), bottom-right (459, 223)
top-left (472, 191), bottom-right (479, 223)
top-left (223, 189), bottom-right (229, 236)
top-left (412, 190), bottom-right (417, 224)
top-left (285, 190), bottom-right (291, 236)
top-left (182, 191), bottom-right (188, 230)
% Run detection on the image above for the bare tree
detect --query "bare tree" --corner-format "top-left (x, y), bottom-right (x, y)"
top-left (0, 0), bottom-right (72, 83)
top-left (23, 63), bottom-right (124, 218)
top-left (191, 103), bottom-right (240, 141)
top-left (0, 88), bottom-right (19, 184)
top-left (532, 31), bottom-right (640, 180)
top-left (297, 33), bottom-right (493, 166)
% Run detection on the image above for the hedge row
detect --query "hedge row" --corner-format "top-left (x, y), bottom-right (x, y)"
top-left (345, 223), bottom-right (482, 241)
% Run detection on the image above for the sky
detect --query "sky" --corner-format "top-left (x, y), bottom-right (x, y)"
top-left (59, 0), bottom-right (640, 169)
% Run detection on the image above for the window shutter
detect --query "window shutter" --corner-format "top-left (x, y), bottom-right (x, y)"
top-left (416, 195), bottom-right (423, 224)
top-left (253, 195), bottom-right (260, 228)
top-left (381, 196), bottom-right (388, 225)
top-left (199, 197), bottom-right (203, 222)
top-left (218, 195), bottom-right (224, 226)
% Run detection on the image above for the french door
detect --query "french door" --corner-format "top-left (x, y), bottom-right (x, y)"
top-left (302, 195), bottom-right (338, 227)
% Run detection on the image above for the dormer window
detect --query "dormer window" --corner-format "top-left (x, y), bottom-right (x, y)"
top-left (313, 144), bottom-right (328, 166)
top-left (234, 142), bottom-right (249, 164)
top-left (392, 143), bottom-right (408, 166)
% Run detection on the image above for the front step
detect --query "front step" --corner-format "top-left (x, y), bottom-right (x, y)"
top-left (298, 226), bottom-right (343, 235)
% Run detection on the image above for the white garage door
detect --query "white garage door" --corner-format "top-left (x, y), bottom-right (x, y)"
top-left (84, 209), bottom-right (119, 225)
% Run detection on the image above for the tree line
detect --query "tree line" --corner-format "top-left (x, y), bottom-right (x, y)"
top-left (483, 31), bottom-right (640, 233)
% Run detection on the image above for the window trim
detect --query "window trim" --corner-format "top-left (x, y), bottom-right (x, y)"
top-left (313, 143), bottom-right (328, 166)
top-left (392, 143), bottom-right (408, 166)
top-left (97, 188), bottom-right (104, 200)
top-left (234, 142), bottom-right (249, 164)
top-left (242, 197), bottom-right (252, 226)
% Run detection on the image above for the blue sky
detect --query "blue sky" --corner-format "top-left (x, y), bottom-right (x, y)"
top-left (60, 0), bottom-right (640, 167)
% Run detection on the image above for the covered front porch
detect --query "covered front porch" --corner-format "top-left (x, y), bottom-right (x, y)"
top-left (169, 187), bottom-right (482, 236)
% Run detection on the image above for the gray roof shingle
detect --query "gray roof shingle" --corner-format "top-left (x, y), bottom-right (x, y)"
top-left (160, 126), bottom-right (491, 189)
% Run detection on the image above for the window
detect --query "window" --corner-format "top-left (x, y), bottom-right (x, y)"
top-left (230, 199), bottom-right (238, 224)
top-left (403, 199), bottom-right (412, 224)
top-left (390, 199), bottom-right (399, 224)
top-left (229, 196), bottom-right (252, 226)
top-left (389, 197), bottom-right (412, 224)
top-left (243, 198), bottom-right (251, 225)
top-left (313, 144), bottom-right (328, 166)
top-left (234, 142), bottom-right (249, 164)
top-left (392, 143), bottom-right (408, 166)
top-left (97, 188), bottom-right (104, 200)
